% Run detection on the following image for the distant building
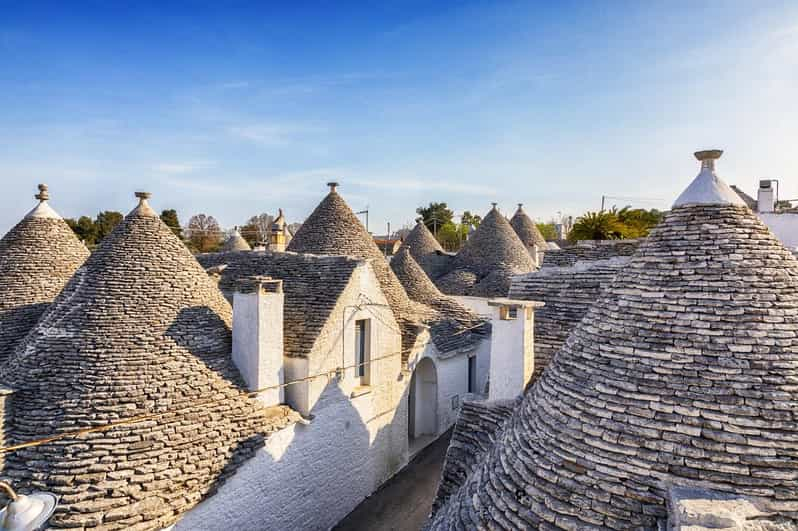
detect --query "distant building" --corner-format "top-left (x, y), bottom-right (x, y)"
top-left (733, 180), bottom-right (798, 249)
top-left (222, 226), bottom-right (252, 252)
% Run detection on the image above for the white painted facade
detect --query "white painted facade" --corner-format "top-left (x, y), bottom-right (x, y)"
top-left (405, 335), bottom-right (491, 455)
top-left (177, 261), bottom-right (544, 530)
top-left (758, 212), bottom-right (798, 250)
top-left (455, 295), bottom-right (542, 400)
top-left (232, 278), bottom-right (284, 406)
top-left (177, 261), bottom-right (408, 531)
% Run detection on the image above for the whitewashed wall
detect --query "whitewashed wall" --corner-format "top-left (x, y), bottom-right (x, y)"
top-left (759, 212), bottom-right (798, 249)
top-left (176, 261), bottom-right (408, 531)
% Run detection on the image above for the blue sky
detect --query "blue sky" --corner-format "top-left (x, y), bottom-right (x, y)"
top-left (1, 1), bottom-right (796, 234)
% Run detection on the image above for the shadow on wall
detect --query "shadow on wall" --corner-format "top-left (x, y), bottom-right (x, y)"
top-left (176, 378), bottom-right (411, 531)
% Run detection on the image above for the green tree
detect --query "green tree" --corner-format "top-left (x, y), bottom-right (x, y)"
top-left (160, 209), bottom-right (182, 238)
top-left (95, 211), bottom-right (123, 242)
top-left (568, 211), bottom-right (625, 242)
top-left (536, 222), bottom-right (558, 241)
top-left (416, 202), bottom-right (453, 235)
top-left (615, 207), bottom-right (663, 238)
top-left (436, 222), bottom-right (462, 252)
top-left (65, 216), bottom-right (99, 245)
top-left (461, 211), bottom-right (482, 229)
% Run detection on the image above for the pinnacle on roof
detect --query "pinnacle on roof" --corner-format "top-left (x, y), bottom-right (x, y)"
top-left (223, 226), bottom-right (252, 252)
top-left (672, 150), bottom-right (746, 207)
top-left (429, 151), bottom-right (798, 529)
top-left (509, 203), bottom-right (547, 249)
top-left (0, 184), bottom-right (89, 365)
top-left (451, 204), bottom-right (535, 277)
top-left (0, 191), bottom-right (284, 529)
top-left (287, 184), bottom-right (424, 357)
top-left (398, 218), bottom-right (447, 280)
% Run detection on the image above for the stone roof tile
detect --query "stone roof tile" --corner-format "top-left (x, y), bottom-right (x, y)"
top-left (0, 185), bottom-right (89, 365)
top-left (0, 193), bottom-right (294, 529)
top-left (197, 251), bottom-right (362, 358)
top-left (222, 228), bottom-right (252, 252)
top-left (430, 153), bottom-right (798, 529)
top-left (391, 247), bottom-right (489, 353)
top-left (437, 205), bottom-right (536, 297)
top-left (509, 204), bottom-right (547, 250)
top-left (399, 219), bottom-right (451, 280)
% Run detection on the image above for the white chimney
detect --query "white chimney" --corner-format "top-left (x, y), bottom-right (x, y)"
top-left (486, 298), bottom-right (543, 400)
top-left (758, 180), bottom-right (775, 213)
top-left (232, 276), bottom-right (284, 406)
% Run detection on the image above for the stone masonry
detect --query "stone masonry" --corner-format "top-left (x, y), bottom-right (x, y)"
top-left (0, 185), bottom-right (89, 365)
top-left (429, 153), bottom-right (798, 530)
top-left (0, 193), bottom-right (298, 530)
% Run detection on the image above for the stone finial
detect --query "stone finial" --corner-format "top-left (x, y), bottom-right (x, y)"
top-left (694, 149), bottom-right (723, 170)
top-left (327, 182), bottom-right (339, 193)
top-left (491, 202), bottom-right (498, 210)
top-left (134, 191), bottom-right (156, 216)
top-left (517, 203), bottom-right (523, 210)
top-left (35, 184), bottom-right (49, 202)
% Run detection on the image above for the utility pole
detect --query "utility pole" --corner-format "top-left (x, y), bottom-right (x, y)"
top-left (601, 195), bottom-right (606, 212)
top-left (356, 209), bottom-right (369, 233)
top-left (385, 222), bottom-right (391, 258)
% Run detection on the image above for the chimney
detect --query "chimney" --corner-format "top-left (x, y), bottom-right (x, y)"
top-left (486, 298), bottom-right (543, 400)
top-left (758, 180), bottom-right (776, 213)
top-left (232, 276), bottom-right (284, 406)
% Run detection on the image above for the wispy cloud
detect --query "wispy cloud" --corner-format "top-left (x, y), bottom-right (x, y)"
top-left (153, 161), bottom-right (214, 174)
top-left (227, 123), bottom-right (323, 146)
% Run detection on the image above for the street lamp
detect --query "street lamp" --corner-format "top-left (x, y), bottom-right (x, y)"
top-left (0, 482), bottom-right (58, 531)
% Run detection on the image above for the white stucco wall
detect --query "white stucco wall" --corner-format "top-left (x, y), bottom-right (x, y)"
top-left (232, 285), bottom-right (284, 405)
top-left (175, 383), bottom-right (407, 531)
top-left (177, 260), bottom-right (408, 531)
top-left (759, 212), bottom-right (798, 249)
top-left (488, 305), bottom-right (534, 401)
top-left (406, 336), bottom-right (491, 453)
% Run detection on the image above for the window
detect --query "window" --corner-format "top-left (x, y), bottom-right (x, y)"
top-left (468, 355), bottom-right (477, 393)
top-left (500, 305), bottom-right (519, 320)
top-left (355, 319), bottom-right (370, 385)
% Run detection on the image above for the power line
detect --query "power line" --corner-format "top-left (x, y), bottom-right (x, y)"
top-left (0, 349), bottom-right (405, 456)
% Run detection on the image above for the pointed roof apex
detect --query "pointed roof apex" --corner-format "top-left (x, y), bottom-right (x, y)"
top-left (327, 181), bottom-right (339, 193)
top-left (133, 191), bottom-right (157, 216)
top-left (26, 184), bottom-right (60, 219)
top-left (35, 183), bottom-right (49, 202)
top-left (673, 149), bottom-right (745, 208)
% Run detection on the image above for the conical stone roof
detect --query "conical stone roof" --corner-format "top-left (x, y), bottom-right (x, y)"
top-left (430, 151), bottom-right (798, 529)
top-left (399, 219), bottom-right (450, 280)
top-left (437, 205), bottom-right (535, 297)
top-left (510, 203), bottom-right (547, 250)
top-left (0, 185), bottom-right (89, 365)
top-left (391, 247), bottom-right (489, 352)
top-left (0, 192), bottom-right (293, 529)
top-left (287, 183), bottom-right (425, 357)
top-left (451, 204), bottom-right (535, 276)
top-left (222, 227), bottom-right (252, 252)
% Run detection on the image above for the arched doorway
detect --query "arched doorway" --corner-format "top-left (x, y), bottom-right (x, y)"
top-left (408, 357), bottom-right (438, 449)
